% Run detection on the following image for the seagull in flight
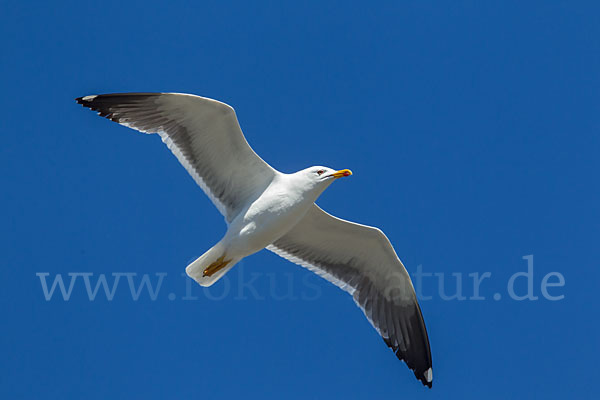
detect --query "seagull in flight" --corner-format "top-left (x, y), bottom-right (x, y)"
top-left (76, 92), bottom-right (433, 387)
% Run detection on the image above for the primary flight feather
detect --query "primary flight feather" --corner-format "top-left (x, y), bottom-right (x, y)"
top-left (76, 92), bottom-right (433, 388)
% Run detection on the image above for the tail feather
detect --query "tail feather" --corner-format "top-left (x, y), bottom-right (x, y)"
top-left (186, 246), bottom-right (240, 287)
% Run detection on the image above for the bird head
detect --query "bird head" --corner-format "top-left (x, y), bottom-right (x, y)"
top-left (292, 166), bottom-right (353, 198)
top-left (312, 166), bottom-right (352, 180)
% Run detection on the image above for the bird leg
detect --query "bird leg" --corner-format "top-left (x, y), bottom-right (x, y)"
top-left (203, 255), bottom-right (231, 277)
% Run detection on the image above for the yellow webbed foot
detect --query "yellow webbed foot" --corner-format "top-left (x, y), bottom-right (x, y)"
top-left (203, 255), bottom-right (231, 277)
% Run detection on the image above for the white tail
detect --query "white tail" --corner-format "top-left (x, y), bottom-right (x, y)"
top-left (185, 245), bottom-right (241, 287)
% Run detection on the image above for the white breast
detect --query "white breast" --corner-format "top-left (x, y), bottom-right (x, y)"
top-left (222, 174), bottom-right (315, 257)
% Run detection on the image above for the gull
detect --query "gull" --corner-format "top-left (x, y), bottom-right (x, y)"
top-left (76, 92), bottom-right (433, 388)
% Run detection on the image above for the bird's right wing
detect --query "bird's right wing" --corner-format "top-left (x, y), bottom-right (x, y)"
top-left (76, 93), bottom-right (277, 222)
top-left (267, 204), bottom-right (433, 387)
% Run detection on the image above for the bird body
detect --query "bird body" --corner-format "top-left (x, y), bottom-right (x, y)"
top-left (227, 169), bottom-right (327, 258)
top-left (76, 92), bottom-right (433, 388)
top-left (189, 167), bottom-right (340, 285)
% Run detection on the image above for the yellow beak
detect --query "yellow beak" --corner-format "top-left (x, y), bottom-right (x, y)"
top-left (330, 169), bottom-right (353, 179)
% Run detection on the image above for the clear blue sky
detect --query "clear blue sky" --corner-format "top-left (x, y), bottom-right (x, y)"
top-left (1, 1), bottom-right (598, 398)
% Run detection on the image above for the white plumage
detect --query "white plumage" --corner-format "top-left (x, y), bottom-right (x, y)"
top-left (76, 92), bottom-right (433, 388)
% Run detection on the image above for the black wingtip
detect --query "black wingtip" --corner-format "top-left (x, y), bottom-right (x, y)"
top-left (75, 96), bottom-right (94, 107)
top-left (383, 336), bottom-right (432, 388)
top-left (75, 95), bottom-right (118, 122)
top-left (416, 367), bottom-right (433, 389)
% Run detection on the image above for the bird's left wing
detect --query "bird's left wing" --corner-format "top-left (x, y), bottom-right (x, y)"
top-left (76, 93), bottom-right (277, 222)
top-left (267, 204), bottom-right (433, 388)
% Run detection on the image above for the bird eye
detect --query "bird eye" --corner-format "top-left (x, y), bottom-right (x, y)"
top-left (316, 170), bottom-right (325, 175)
